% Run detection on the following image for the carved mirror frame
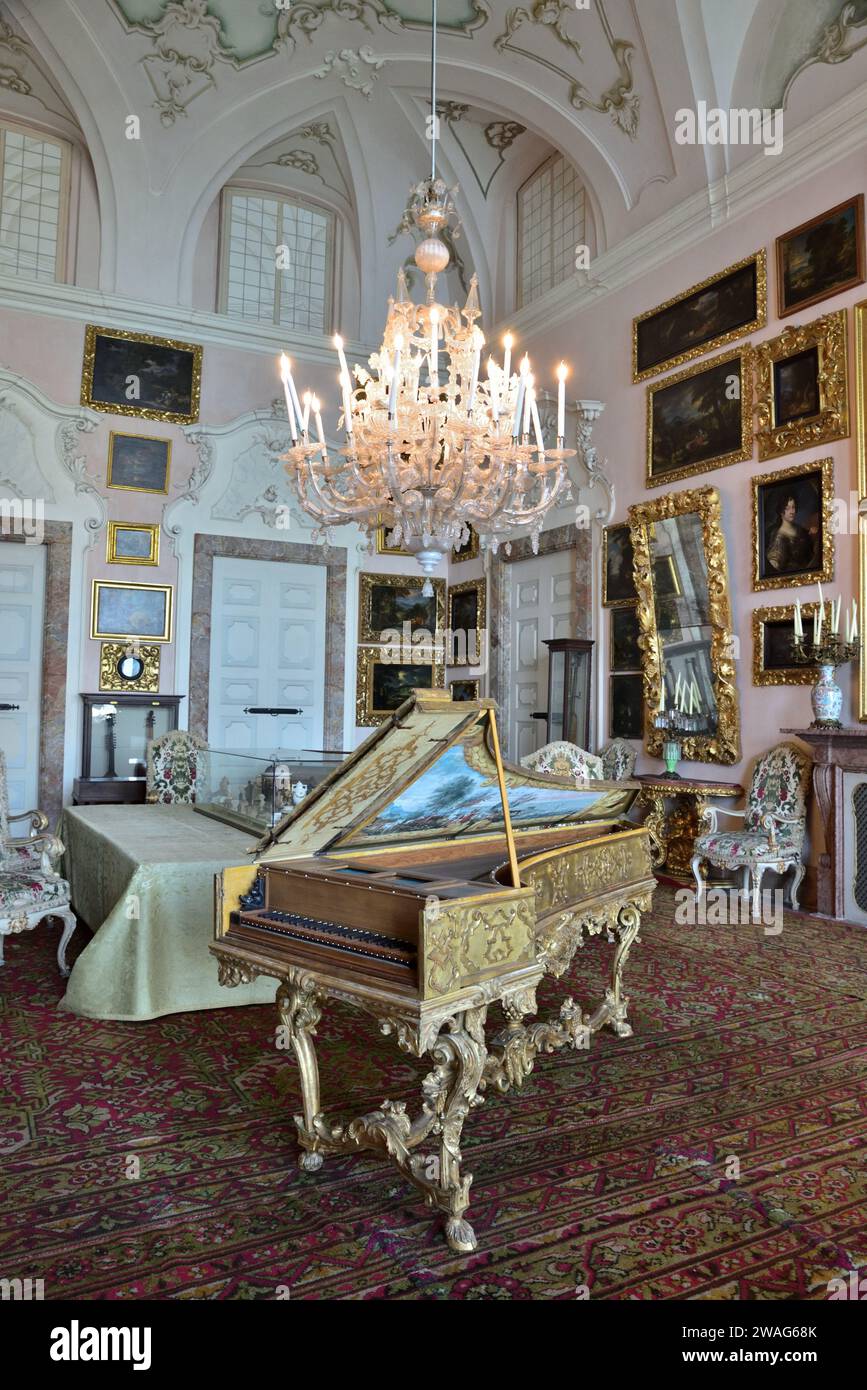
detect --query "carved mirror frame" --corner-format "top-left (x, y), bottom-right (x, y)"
top-left (628, 484), bottom-right (741, 765)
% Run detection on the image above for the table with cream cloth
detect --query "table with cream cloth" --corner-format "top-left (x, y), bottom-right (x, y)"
top-left (58, 805), bottom-right (275, 1021)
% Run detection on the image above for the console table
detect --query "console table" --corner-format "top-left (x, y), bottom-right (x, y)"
top-left (781, 727), bottom-right (867, 922)
top-left (636, 775), bottom-right (744, 876)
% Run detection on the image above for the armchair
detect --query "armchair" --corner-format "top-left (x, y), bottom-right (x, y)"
top-left (146, 729), bottom-right (208, 805)
top-left (520, 740), bottom-right (604, 782)
top-left (0, 750), bottom-right (77, 975)
top-left (691, 742), bottom-right (812, 919)
top-left (599, 738), bottom-right (637, 781)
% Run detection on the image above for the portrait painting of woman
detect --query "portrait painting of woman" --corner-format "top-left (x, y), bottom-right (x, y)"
top-left (752, 459), bottom-right (833, 591)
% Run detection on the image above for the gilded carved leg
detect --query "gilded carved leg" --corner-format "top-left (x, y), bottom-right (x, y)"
top-left (483, 984), bottom-right (588, 1095)
top-left (276, 978), bottom-right (327, 1173)
top-left (588, 902), bottom-right (642, 1038)
top-left (640, 791), bottom-right (667, 867)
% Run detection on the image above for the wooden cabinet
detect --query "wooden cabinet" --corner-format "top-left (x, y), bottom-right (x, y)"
top-left (74, 694), bottom-right (183, 805)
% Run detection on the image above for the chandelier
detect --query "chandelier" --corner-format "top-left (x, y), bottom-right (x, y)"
top-left (278, 1), bottom-right (577, 590)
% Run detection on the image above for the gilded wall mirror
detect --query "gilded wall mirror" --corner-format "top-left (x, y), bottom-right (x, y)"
top-left (628, 486), bottom-right (740, 764)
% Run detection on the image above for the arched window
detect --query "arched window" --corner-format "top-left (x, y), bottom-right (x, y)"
top-left (517, 153), bottom-right (585, 308)
top-left (219, 187), bottom-right (334, 332)
top-left (0, 119), bottom-right (70, 281)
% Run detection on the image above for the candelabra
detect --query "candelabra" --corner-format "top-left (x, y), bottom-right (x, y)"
top-left (791, 632), bottom-right (860, 728)
top-left (653, 708), bottom-right (708, 778)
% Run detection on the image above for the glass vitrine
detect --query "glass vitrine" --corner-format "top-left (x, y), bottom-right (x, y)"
top-left (543, 638), bottom-right (593, 748)
top-left (194, 748), bottom-right (349, 833)
top-left (75, 693), bottom-right (182, 804)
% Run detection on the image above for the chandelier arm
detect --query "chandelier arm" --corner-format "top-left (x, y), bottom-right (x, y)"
top-left (291, 454), bottom-right (382, 522)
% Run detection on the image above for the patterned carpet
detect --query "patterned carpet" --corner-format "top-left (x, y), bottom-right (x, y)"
top-left (2, 887), bottom-right (866, 1301)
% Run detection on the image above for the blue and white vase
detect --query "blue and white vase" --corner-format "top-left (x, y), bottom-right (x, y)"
top-left (811, 663), bottom-right (843, 727)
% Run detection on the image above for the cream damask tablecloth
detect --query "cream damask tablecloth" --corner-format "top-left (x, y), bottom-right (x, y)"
top-left (58, 804), bottom-right (275, 1021)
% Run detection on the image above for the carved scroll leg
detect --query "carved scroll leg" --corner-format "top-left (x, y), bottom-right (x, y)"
top-left (590, 902), bottom-right (642, 1039)
top-left (420, 1006), bottom-right (489, 1254)
top-left (789, 861), bottom-right (805, 911)
top-left (276, 979), bottom-right (326, 1173)
top-left (55, 908), bottom-right (78, 978)
top-left (641, 792), bottom-right (667, 868)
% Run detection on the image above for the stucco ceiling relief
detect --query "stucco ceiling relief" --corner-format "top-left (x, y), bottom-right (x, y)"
top-left (435, 100), bottom-right (527, 198)
top-left (315, 45), bottom-right (386, 97)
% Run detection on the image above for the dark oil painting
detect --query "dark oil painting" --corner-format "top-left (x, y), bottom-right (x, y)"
top-left (610, 673), bottom-right (644, 739)
top-left (773, 347), bottom-right (821, 427)
top-left (762, 618), bottom-right (799, 672)
top-left (107, 433), bottom-right (171, 493)
top-left (611, 606), bottom-right (641, 671)
top-left (372, 660), bottom-right (434, 711)
top-left (757, 468), bottom-right (824, 583)
top-left (85, 328), bottom-right (201, 422)
top-left (369, 583), bottom-right (439, 636)
top-left (603, 523), bottom-right (637, 606)
top-left (649, 356), bottom-right (745, 480)
top-left (635, 257), bottom-right (760, 378)
top-left (777, 195), bottom-right (865, 317)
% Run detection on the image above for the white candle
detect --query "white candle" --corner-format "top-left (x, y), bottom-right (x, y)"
top-left (556, 362), bottom-right (567, 440)
top-left (836, 595), bottom-right (843, 635)
top-left (688, 683), bottom-right (695, 715)
top-left (487, 356), bottom-right (499, 423)
top-left (280, 353), bottom-right (303, 432)
top-left (333, 333), bottom-right (349, 383)
top-left (279, 356), bottom-right (298, 441)
top-left (529, 388), bottom-right (545, 454)
top-left (503, 332), bottom-right (513, 387)
top-left (816, 602), bottom-right (824, 643)
top-left (658, 674), bottom-right (665, 713)
top-left (389, 334), bottom-right (403, 418)
top-left (311, 395), bottom-right (324, 445)
top-left (794, 598), bottom-right (803, 638)
top-left (429, 307), bottom-right (439, 389)
top-left (522, 364), bottom-right (533, 437)
top-left (301, 390), bottom-right (312, 435)
top-left (674, 672), bottom-right (682, 710)
top-left (853, 598), bottom-right (859, 642)
top-left (511, 360), bottom-right (528, 438)
top-left (691, 677), bottom-right (701, 711)
top-left (340, 372), bottom-right (353, 436)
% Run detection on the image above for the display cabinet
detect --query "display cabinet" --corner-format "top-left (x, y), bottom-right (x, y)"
top-left (74, 693), bottom-right (183, 804)
top-left (194, 748), bottom-right (349, 833)
top-left (542, 638), bottom-right (594, 749)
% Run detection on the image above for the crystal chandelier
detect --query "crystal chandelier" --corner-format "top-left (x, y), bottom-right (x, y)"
top-left (278, 0), bottom-right (577, 589)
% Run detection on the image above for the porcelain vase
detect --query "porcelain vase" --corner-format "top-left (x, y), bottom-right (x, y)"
top-left (811, 663), bottom-right (843, 728)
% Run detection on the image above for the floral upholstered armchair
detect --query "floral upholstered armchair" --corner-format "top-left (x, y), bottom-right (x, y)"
top-left (521, 739), bottom-right (636, 784)
top-left (146, 729), bottom-right (208, 805)
top-left (0, 750), bottom-right (77, 976)
top-left (691, 741), bottom-right (812, 918)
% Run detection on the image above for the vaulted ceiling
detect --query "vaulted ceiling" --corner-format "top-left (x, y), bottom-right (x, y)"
top-left (3, 0), bottom-right (867, 337)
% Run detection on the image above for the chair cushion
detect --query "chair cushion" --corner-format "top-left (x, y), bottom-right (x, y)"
top-left (694, 829), bottom-right (800, 866)
top-left (0, 871), bottom-right (69, 916)
top-left (1, 841), bottom-right (44, 872)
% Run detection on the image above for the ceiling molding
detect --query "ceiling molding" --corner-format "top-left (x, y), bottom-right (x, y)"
top-left (503, 73), bottom-right (867, 340)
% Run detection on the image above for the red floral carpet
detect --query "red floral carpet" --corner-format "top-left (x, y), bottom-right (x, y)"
top-left (2, 888), bottom-right (866, 1300)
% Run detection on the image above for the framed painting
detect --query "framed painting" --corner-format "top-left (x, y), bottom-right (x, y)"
top-left (602, 523), bottom-right (637, 607)
top-left (632, 250), bottom-right (766, 383)
top-left (450, 678), bottom-right (480, 701)
top-left (90, 581), bottom-right (173, 643)
top-left (375, 519), bottom-right (411, 556)
top-left (107, 432), bottom-right (171, 494)
top-left (754, 308), bottom-right (849, 461)
top-left (776, 195), bottom-right (865, 318)
top-left (358, 573), bottom-right (445, 643)
top-left (609, 673), bottom-right (644, 739)
top-left (82, 325), bottom-right (202, 424)
top-left (610, 606), bottom-right (641, 672)
top-left (447, 577), bottom-right (487, 666)
top-left (752, 604), bottom-right (818, 686)
top-left (356, 649), bottom-right (445, 727)
top-left (646, 347), bottom-right (752, 487)
top-left (751, 457), bottom-right (834, 592)
top-left (106, 521), bottom-right (160, 566)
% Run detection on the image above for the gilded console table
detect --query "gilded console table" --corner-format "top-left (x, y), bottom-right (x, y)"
top-left (636, 775), bottom-right (744, 876)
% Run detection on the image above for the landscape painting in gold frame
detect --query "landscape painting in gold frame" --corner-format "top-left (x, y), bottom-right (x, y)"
top-left (752, 604), bottom-right (818, 687)
top-left (632, 250), bottom-right (766, 383)
top-left (646, 347), bottom-right (752, 488)
top-left (81, 324), bottom-right (202, 424)
top-left (358, 573), bottom-right (445, 644)
top-left (776, 195), bottom-right (865, 318)
top-left (107, 521), bottom-right (160, 566)
top-left (751, 457), bottom-right (833, 593)
top-left (356, 648), bottom-right (445, 727)
top-left (754, 308), bottom-right (849, 462)
top-left (447, 577), bottom-right (487, 666)
top-left (90, 580), bottom-right (173, 643)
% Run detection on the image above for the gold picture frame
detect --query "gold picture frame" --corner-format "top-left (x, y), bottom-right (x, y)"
top-left (98, 642), bottom-right (161, 693)
top-left (356, 647), bottom-right (445, 727)
top-left (90, 580), bottom-right (173, 643)
top-left (754, 308), bottom-right (849, 462)
top-left (447, 577), bottom-right (487, 666)
top-left (632, 250), bottom-right (767, 383)
top-left (629, 485), bottom-right (740, 764)
top-left (81, 324), bottom-right (202, 425)
top-left (646, 347), bottom-right (753, 488)
top-left (107, 431), bottom-right (172, 494)
top-left (776, 195), bottom-right (865, 319)
top-left (452, 526), bottom-right (480, 562)
top-left (751, 457), bottom-right (834, 592)
top-left (857, 300), bottom-right (867, 721)
top-left (375, 518), bottom-right (411, 556)
top-left (358, 572), bottom-right (446, 644)
top-left (752, 604), bottom-right (819, 686)
top-left (450, 678), bottom-right (480, 701)
top-left (602, 522), bottom-right (637, 608)
top-left (106, 521), bottom-right (160, 566)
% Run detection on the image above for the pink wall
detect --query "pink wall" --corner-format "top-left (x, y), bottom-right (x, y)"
top-left (522, 154), bottom-right (867, 804)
